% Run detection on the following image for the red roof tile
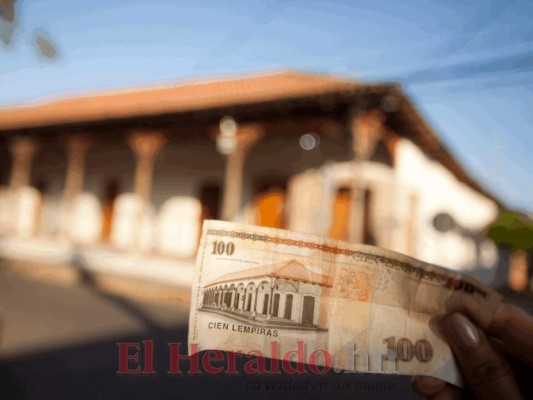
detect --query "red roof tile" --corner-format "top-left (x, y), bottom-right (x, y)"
top-left (0, 70), bottom-right (358, 130)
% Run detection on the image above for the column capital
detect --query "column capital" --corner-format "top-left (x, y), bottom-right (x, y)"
top-left (234, 123), bottom-right (265, 155)
top-left (127, 130), bottom-right (166, 201)
top-left (9, 136), bottom-right (39, 158)
top-left (127, 130), bottom-right (167, 161)
top-left (216, 119), bottom-right (265, 157)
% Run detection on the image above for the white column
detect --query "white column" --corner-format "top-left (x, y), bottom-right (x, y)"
top-left (293, 294), bottom-right (303, 323)
top-left (217, 119), bottom-right (264, 221)
top-left (60, 135), bottom-right (92, 240)
top-left (8, 137), bottom-right (40, 237)
top-left (127, 131), bottom-right (166, 201)
top-left (230, 289), bottom-right (236, 310)
top-left (9, 137), bottom-right (38, 189)
top-left (63, 135), bottom-right (91, 203)
top-left (118, 131), bottom-right (166, 251)
top-left (251, 285), bottom-right (259, 317)
top-left (279, 294), bottom-right (287, 319)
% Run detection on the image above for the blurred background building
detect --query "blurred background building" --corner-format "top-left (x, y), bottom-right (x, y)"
top-left (0, 70), bottom-right (502, 285)
top-left (1, 2), bottom-right (532, 398)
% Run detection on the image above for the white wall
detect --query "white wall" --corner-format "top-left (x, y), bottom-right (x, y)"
top-left (394, 138), bottom-right (499, 274)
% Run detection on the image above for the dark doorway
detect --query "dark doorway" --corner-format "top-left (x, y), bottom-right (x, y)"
top-left (0, 145), bottom-right (9, 186)
top-left (284, 294), bottom-right (293, 320)
top-left (101, 178), bottom-right (120, 242)
top-left (272, 293), bottom-right (280, 317)
top-left (302, 296), bottom-right (315, 325)
top-left (234, 293), bottom-right (240, 308)
top-left (262, 294), bottom-right (269, 315)
top-left (330, 187), bottom-right (351, 240)
top-left (363, 189), bottom-right (376, 245)
top-left (246, 293), bottom-right (252, 312)
top-left (253, 178), bottom-right (287, 229)
top-left (225, 292), bottom-right (231, 307)
top-left (199, 184), bottom-right (221, 220)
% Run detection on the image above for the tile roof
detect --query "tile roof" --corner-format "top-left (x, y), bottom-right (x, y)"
top-left (206, 259), bottom-right (333, 288)
top-left (0, 69), bottom-right (501, 206)
top-left (0, 70), bottom-right (360, 130)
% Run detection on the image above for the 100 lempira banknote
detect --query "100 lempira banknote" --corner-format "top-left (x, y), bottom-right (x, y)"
top-left (188, 220), bottom-right (502, 386)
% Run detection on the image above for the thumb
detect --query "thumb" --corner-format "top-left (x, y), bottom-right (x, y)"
top-left (444, 312), bottom-right (524, 400)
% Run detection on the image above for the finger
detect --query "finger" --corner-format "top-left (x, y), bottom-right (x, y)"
top-left (445, 313), bottom-right (524, 400)
top-left (460, 302), bottom-right (533, 365)
top-left (411, 376), bottom-right (446, 397)
top-left (426, 385), bottom-right (462, 400)
top-left (487, 303), bottom-right (533, 365)
top-left (411, 377), bottom-right (462, 400)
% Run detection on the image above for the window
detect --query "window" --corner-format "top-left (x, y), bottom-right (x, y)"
top-left (199, 184), bottom-right (221, 220)
top-left (253, 179), bottom-right (286, 228)
top-left (363, 188), bottom-right (376, 245)
top-left (330, 187), bottom-right (351, 240)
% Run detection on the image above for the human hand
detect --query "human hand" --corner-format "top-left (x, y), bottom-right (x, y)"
top-left (412, 303), bottom-right (533, 399)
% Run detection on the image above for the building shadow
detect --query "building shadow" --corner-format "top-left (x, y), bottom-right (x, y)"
top-left (70, 247), bottom-right (164, 333)
top-left (0, 327), bottom-right (417, 400)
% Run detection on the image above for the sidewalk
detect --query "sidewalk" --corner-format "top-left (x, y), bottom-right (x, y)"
top-left (0, 236), bottom-right (194, 304)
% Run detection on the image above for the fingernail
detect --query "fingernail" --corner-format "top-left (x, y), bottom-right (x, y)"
top-left (448, 313), bottom-right (480, 349)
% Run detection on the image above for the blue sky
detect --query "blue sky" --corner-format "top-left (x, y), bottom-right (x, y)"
top-left (1, 0), bottom-right (532, 211)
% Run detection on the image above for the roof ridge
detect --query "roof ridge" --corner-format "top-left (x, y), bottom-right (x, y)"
top-left (273, 259), bottom-right (304, 274)
top-left (0, 69), bottom-right (355, 111)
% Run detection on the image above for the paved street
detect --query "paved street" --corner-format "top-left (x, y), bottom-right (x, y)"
top-left (0, 260), bottom-right (418, 400)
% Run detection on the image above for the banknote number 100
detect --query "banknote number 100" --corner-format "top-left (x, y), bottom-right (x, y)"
top-left (383, 337), bottom-right (433, 362)
top-left (211, 241), bottom-right (235, 256)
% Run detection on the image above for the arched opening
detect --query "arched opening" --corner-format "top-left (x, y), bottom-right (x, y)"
top-left (246, 293), bottom-right (252, 312)
top-left (284, 294), bottom-right (293, 320)
top-left (197, 183), bottom-right (221, 246)
top-left (262, 293), bottom-right (270, 315)
top-left (0, 145), bottom-right (9, 186)
top-left (330, 187), bottom-right (351, 240)
top-left (253, 178), bottom-right (287, 228)
top-left (363, 188), bottom-right (376, 245)
top-left (272, 293), bottom-right (280, 317)
top-left (199, 183), bottom-right (221, 220)
top-left (302, 296), bottom-right (315, 325)
top-left (329, 186), bottom-right (377, 245)
top-left (224, 291), bottom-right (232, 307)
top-left (101, 178), bottom-right (120, 242)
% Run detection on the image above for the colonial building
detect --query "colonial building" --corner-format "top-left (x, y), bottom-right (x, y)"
top-left (200, 259), bottom-right (332, 329)
top-left (0, 70), bottom-right (501, 284)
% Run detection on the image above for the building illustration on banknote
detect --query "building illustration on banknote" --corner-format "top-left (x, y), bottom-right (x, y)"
top-left (198, 259), bottom-right (332, 330)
